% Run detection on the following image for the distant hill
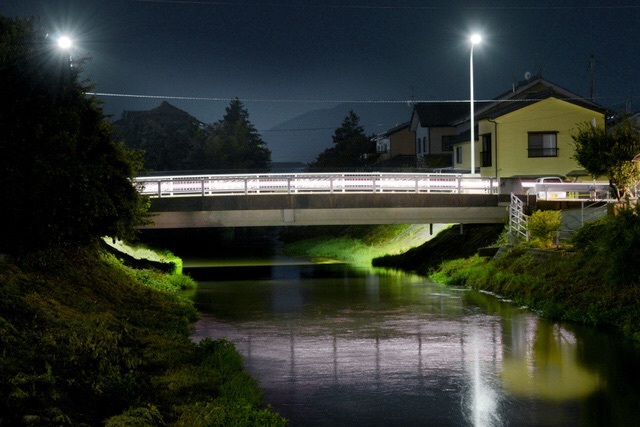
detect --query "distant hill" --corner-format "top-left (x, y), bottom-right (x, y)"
top-left (264, 102), bottom-right (412, 163)
top-left (112, 101), bottom-right (207, 171)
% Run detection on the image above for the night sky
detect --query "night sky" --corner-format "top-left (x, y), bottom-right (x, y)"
top-left (2, 0), bottom-right (639, 159)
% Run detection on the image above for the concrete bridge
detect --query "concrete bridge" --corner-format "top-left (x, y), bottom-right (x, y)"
top-left (135, 173), bottom-right (510, 228)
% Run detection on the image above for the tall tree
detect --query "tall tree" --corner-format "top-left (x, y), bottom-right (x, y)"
top-left (308, 110), bottom-right (377, 171)
top-left (194, 99), bottom-right (271, 171)
top-left (571, 118), bottom-right (640, 200)
top-left (0, 16), bottom-right (149, 253)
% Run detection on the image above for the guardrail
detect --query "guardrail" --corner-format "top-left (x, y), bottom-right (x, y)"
top-left (134, 172), bottom-right (499, 198)
top-left (525, 182), bottom-right (613, 201)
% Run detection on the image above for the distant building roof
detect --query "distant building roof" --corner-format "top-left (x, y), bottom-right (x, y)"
top-left (411, 103), bottom-right (470, 128)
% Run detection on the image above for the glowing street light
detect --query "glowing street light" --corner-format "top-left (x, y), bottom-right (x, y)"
top-left (469, 33), bottom-right (481, 175)
top-left (57, 35), bottom-right (73, 50)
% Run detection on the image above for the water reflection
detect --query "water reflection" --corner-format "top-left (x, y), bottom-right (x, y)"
top-left (187, 262), bottom-right (637, 426)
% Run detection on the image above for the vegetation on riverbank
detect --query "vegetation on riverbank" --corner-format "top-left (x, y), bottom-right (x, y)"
top-left (280, 224), bottom-right (449, 266)
top-left (0, 245), bottom-right (287, 426)
top-left (431, 205), bottom-right (640, 342)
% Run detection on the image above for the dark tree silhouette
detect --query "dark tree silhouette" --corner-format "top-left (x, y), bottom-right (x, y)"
top-left (0, 16), bottom-right (149, 253)
top-left (308, 110), bottom-right (378, 171)
top-left (193, 99), bottom-right (271, 171)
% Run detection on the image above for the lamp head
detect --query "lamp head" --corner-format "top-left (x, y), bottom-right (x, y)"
top-left (470, 34), bottom-right (482, 45)
top-left (57, 35), bottom-right (72, 50)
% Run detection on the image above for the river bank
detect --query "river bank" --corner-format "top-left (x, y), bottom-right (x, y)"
top-left (0, 244), bottom-right (287, 425)
top-left (281, 213), bottom-right (640, 343)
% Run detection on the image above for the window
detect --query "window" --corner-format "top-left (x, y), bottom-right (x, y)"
top-left (481, 134), bottom-right (492, 167)
top-left (456, 146), bottom-right (462, 164)
top-left (528, 132), bottom-right (558, 157)
top-left (441, 135), bottom-right (453, 152)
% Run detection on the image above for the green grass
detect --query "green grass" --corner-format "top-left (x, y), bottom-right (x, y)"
top-left (0, 244), bottom-right (287, 426)
top-left (282, 224), bottom-right (444, 266)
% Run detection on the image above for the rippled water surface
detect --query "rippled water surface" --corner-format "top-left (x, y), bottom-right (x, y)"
top-left (184, 261), bottom-right (640, 427)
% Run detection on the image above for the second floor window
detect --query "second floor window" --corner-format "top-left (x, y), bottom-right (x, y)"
top-left (456, 146), bottom-right (462, 164)
top-left (528, 132), bottom-right (558, 157)
top-left (481, 134), bottom-right (492, 167)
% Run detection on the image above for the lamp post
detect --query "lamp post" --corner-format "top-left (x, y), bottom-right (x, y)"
top-left (469, 34), bottom-right (481, 175)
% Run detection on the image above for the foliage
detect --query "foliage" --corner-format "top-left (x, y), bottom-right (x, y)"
top-left (571, 118), bottom-right (640, 200)
top-left (0, 246), bottom-right (286, 425)
top-left (0, 16), bottom-right (149, 253)
top-left (431, 211), bottom-right (640, 342)
top-left (527, 210), bottom-right (562, 248)
top-left (307, 110), bottom-right (378, 170)
top-left (570, 203), bottom-right (640, 287)
top-left (193, 99), bottom-right (271, 171)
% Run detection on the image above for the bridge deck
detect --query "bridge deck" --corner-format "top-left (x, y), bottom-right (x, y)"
top-left (145, 193), bottom-right (510, 228)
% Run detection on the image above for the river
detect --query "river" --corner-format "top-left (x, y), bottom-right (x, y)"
top-left (147, 229), bottom-right (640, 426)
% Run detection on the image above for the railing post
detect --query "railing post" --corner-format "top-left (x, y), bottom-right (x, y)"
top-left (244, 178), bottom-right (248, 195)
top-left (201, 178), bottom-right (205, 196)
top-left (157, 181), bottom-right (162, 198)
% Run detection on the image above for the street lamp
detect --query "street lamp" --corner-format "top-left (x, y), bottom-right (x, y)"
top-left (57, 35), bottom-right (72, 50)
top-left (469, 33), bottom-right (481, 174)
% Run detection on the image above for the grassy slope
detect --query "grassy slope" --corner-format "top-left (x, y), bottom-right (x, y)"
top-left (0, 245), bottom-right (286, 426)
top-left (281, 223), bottom-right (453, 266)
top-left (372, 224), bottom-right (505, 274)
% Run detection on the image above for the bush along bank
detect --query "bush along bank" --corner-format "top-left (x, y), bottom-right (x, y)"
top-left (0, 244), bottom-right (287, 426)
top-left (430, 204), bottom-right (640, 343)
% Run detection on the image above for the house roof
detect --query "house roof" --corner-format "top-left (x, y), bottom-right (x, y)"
top-left (382, 121), bottom-right (410, 137)
top-left (475, 75), bottom-right (607, 121)
top-left (411, 103), bottom-right (470, 128)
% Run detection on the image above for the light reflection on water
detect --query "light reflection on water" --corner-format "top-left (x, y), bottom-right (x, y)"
top-left (187, 262), bottom-right (638, 427)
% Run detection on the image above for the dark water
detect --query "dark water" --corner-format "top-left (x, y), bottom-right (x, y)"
top-left (184, 261), bottom-right (640, 427)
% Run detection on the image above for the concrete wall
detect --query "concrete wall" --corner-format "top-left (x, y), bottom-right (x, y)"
top-left (144, 193), bottom-right (510, 229)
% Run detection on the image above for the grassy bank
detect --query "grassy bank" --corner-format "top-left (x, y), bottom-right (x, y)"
top-left (430, 207), bottom-right (640, 343)
top-left (0, 244), bottom-right (286, 426)
top-left (281, 224), bottom-right (450, 266)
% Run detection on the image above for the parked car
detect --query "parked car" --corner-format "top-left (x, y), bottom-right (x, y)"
top-left (527, 176), bottom-right (566, 199)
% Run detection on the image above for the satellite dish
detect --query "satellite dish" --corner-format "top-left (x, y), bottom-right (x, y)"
top-left (524, 71), bottom-right (532, 81)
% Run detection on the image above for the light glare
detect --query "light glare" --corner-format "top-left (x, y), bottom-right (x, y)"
top-left (58, 36), bottom-right (72, 50)
top-left (470, 34), bottom-right (482, 45)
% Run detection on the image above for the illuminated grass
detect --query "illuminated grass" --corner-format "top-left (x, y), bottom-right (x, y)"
top-left (283, 224), bottom-right (448, 267)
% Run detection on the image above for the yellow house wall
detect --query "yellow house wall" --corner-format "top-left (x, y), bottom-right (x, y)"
top-left (451, 141), bottom-right (472, 169)
top-left (479, 98), bottom-right (604, 178)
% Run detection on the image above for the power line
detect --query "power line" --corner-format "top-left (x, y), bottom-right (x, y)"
top-left (88, 91), bottom-right (636, 105)
top-left (132, 1), bottom-right (640, 10)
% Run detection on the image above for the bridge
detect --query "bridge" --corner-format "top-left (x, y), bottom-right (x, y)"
top-left (134, 172), bottom-right (510, 228)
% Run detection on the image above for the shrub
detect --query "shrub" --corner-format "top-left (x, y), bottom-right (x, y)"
top-left (527, 210), bottom-right (562, 248)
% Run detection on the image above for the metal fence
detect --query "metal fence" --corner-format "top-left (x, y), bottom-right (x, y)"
top-left (134, 172), bottom-right (499, 198)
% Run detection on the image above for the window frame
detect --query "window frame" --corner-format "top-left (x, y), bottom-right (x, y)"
top-left (455, 146), bottom-right (462, 164)
top-left (528, 131), bottom-right (558, 158)
top-left (480, 133), bottom-right (492, 167)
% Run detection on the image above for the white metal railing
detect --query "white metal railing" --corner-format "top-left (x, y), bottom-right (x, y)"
top-left (134, 172), bottom-right (499, 198)
top-left (524, 182), bottom-right (613, 201)
top-left (509, 193), bottom-right (528, 239)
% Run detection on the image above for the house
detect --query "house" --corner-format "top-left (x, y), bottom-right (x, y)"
top-left (449, 75), bottom-right (607, 192)
top-left (374, 122), bottom-right (416, 168)
top-left (409, 102), bottom-right (471, 168)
